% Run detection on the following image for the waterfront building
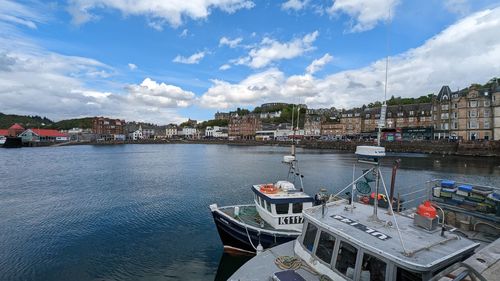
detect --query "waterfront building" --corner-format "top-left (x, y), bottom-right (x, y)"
top-left (19, 129), bottom-right (69, 143)
top-left (182, 127), bottom-right (199, 139)
top-left (433, 85), bottom-right (494, 140)
top-left (255, 130), bottom-right (275, 141)
top-left (92, 117), bottom-right (126, 141)
top-left (320, 122), bottom-right (345, 138)
top-left (340, 108), bottom-right (363, 136)
top-left (7, 123), bottom-right (25, 137)
top-left (205, 126), bottom-right (228, 139)
top-left (494, 91), bottom-right (500, 140)
top-left (165, 124), bottom-right (178, 138)
top-left (129, 126), bottom-right (143, 140)
top-left (304, 113), bottom-right (322, 138)
top-left (228, 114), bottom-right (262, 140)
top-left (142, 128), bottom-right (155, 139)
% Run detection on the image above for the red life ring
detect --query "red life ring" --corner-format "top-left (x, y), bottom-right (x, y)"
top-left (260, 184), bottom-right (278, 194)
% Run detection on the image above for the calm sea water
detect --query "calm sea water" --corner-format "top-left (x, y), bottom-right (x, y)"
top-left (1, 144), bottom-right (499, 281)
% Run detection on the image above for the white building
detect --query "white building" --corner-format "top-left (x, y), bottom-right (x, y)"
top-left (182, 127), bottom-right (199, 139)
top-left (142, 128), bottom-right (155, 139)
top-left (205, 126), bottom-right (228, 138)
top-left (129, 125), bottom-right (143, 140)
top-left (275, 129), bottom-right (305, 141)
top-left (165, 125), bottom-right (178, 138)
top-left (260, 111), bottom-right (281, 119)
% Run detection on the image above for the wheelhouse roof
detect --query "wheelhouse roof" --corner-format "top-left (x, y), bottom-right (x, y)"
top-left (252, 184), bottom-right (314, 204)
top-left (303, 202), bottom-right (479, 272)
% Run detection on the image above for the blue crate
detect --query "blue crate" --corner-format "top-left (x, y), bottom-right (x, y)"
top-left (441, 180), bottom-right (456, 188)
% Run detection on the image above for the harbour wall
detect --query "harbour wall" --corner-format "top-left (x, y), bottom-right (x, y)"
top-left (57, 139), bottom-right (500, 157)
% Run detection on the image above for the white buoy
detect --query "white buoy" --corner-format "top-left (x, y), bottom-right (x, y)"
top-left (256, 243), bottom-right (263, 255)
top-left (234, 206), bottom-right (240, 217)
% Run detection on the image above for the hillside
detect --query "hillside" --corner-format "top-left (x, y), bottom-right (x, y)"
top-left (0, 113), bottom-right (53, 129)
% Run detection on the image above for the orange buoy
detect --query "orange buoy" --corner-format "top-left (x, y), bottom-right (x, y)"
top-left (260, 184), bottom-right (278, 194)
top-left (417, 201), bottom-right (437, 218)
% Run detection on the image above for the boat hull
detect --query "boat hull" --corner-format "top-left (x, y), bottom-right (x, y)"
top-left (211, 207), bottom-right (300, 253)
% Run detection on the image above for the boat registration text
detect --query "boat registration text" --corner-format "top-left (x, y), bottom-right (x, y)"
top-left (279, 216), bottom-right (303, 225)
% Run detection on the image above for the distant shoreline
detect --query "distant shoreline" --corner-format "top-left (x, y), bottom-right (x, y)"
top-left (48, 139), bottom-right (500, 157)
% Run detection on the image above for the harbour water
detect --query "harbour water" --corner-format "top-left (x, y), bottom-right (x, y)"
top-left (1, 144), bottom-right (499, 281)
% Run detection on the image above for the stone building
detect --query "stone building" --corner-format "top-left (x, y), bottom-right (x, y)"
top-left (433, 85), bottom-right (494, 140)
top-left (321, 122), bottom-right (345, 137)
top-left (304, 113), bottom-right (322, 138)
top-left (92, 117), bottom-right (126, 140)
top-left (494, 91), bottom-right (500, 140)
top-left (228, 114), bottom-right (262, 140)
top-left (340, 108), bottom-right (363, 136)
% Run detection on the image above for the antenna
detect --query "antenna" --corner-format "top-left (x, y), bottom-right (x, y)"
top-left (377, 7), bottom-right (391, 147)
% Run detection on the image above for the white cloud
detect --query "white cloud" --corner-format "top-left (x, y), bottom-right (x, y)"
top-left (219, 36), bottom-right (243, 48)
top-left (235, 31), bottom-right (319, 69)
top-left (219, 64), bottom-right (231, 70)
top-left (68, 0), bottom-right (255, 28)
top-left (200, 7), bottom-right (500, 109)
top-left (0, 0), bottom-right (48, 29)
top-left (128, 63), bottom-right (137, 70)
top-left (328, 0), bottom-right (399, 32)
top-left (127, 78), bottom-right (195, 108)
top-left (173, 51), bottom-right (206, 64)
top-left (281, 0), bottom-right (309, 11)
top-left (306, 53), bottom-right (333, 74)
top-left (180, 29), bottom-right (189, 37)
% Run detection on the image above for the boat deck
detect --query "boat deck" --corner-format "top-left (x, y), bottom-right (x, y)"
top-left (304, 202), bottom-right (480, 271)
top-left (229, 241), bottom-right (319, 281)
top-left (219, 204), bottom-right (298, 233)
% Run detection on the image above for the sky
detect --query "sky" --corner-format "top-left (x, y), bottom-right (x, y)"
top-left (1, 0), bottom-right (500, 124)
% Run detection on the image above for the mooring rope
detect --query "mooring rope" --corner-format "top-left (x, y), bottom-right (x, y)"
top-left (274, 256), bottom-right (332, 281)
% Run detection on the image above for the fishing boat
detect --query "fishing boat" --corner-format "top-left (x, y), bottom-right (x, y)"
top-left (209, 148), bottom-right (316, 253)
top-left (228, 145), bottom-right (496, 281)
top-left (210, 106), bottom-right (318, 253)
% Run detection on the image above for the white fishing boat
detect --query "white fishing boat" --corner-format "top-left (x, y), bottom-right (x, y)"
top-left (228, 145), bottom-right (497, 281)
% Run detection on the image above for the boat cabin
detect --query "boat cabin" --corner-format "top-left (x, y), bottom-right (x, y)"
top-left (252, 181), bottom-right (314, 231)
top-left (293, 202), bottom-right (479, 281)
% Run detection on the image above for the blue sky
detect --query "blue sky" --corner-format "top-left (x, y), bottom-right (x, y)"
top-left (1, 0), bottom-right (500, 124)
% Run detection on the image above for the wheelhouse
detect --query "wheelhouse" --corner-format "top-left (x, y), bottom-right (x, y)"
top-left (294, 205), bottom-right (479, 281)
top-left (252, 182), bottom-right (314, 231)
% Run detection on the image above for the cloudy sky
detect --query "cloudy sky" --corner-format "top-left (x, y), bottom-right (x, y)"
top-left (1, 0), bottom-right (499, 124)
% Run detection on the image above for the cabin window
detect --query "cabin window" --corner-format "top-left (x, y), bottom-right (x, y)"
top-left (397, 267), bottom-right (422, 281)
top-left (275, 203), bottom-right (289, 214)
top-left (361, 253), bottom-right (386, 281)
top-left (258, 197), bottom-right (262, 207)
top-left (292, 203), bottom-right (303, 214)
top-left (315, 231), bottom-right (336, 264)
top-left (266, 201), bottom-right (272, 213)
top-left (335, 241), bottom-right (358, 279)
top-left (302, 223), bottom-right (318, 252)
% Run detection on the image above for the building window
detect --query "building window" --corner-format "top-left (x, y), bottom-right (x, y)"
top-left (302, 223), bottom-right (318, 252)
top-left (469, 110), bottom-right (477, 117)
top-left (485, 120), bottom-right (490, 129)
top-left (362, 253), bottom-right (387, 281)
top-left (441, 113), bottom-right (449, 119)
top-left (452, 112), bottom-right (458, 119)
top-left (397, 112), bottom-right (404, 117)
top-left (387, 112), bottom-right (392, 117)
top-left (452, 122), bottom-right (458, 129)
top-left (408, 117), bottom-right (415, 122)
top-left (441, 104), bottom-right (449, 110)
top-left (441, 123), bottom-right (449, 130)
top-left (484, 109), bottom-right (491, 117)
top-left (315, 231), bottom-right (336, 264)
top-left (335, 241), bottom-right (358, 278)
top-left (484, 100), bottom-right (490, 107)
top-left (365, 114), bottom-right (370, 118)
top-left (433, 115), bottom-right (437, 121)
top-left (469, 100), bottom-right (478, 107)
top-left (453, 103), bottom-right (458, 109)
top-left (469, 120), bottom-right (478, 129)
top-left (409, 110), bottom-right (414, 116)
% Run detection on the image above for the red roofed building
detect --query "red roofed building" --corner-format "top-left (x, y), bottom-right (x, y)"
top-left (0, 129), bottom-right (8, 137)
top-left (8, 123), bottom-right (25, 137)
top-left (19, 129), bottom-right (69, 143)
